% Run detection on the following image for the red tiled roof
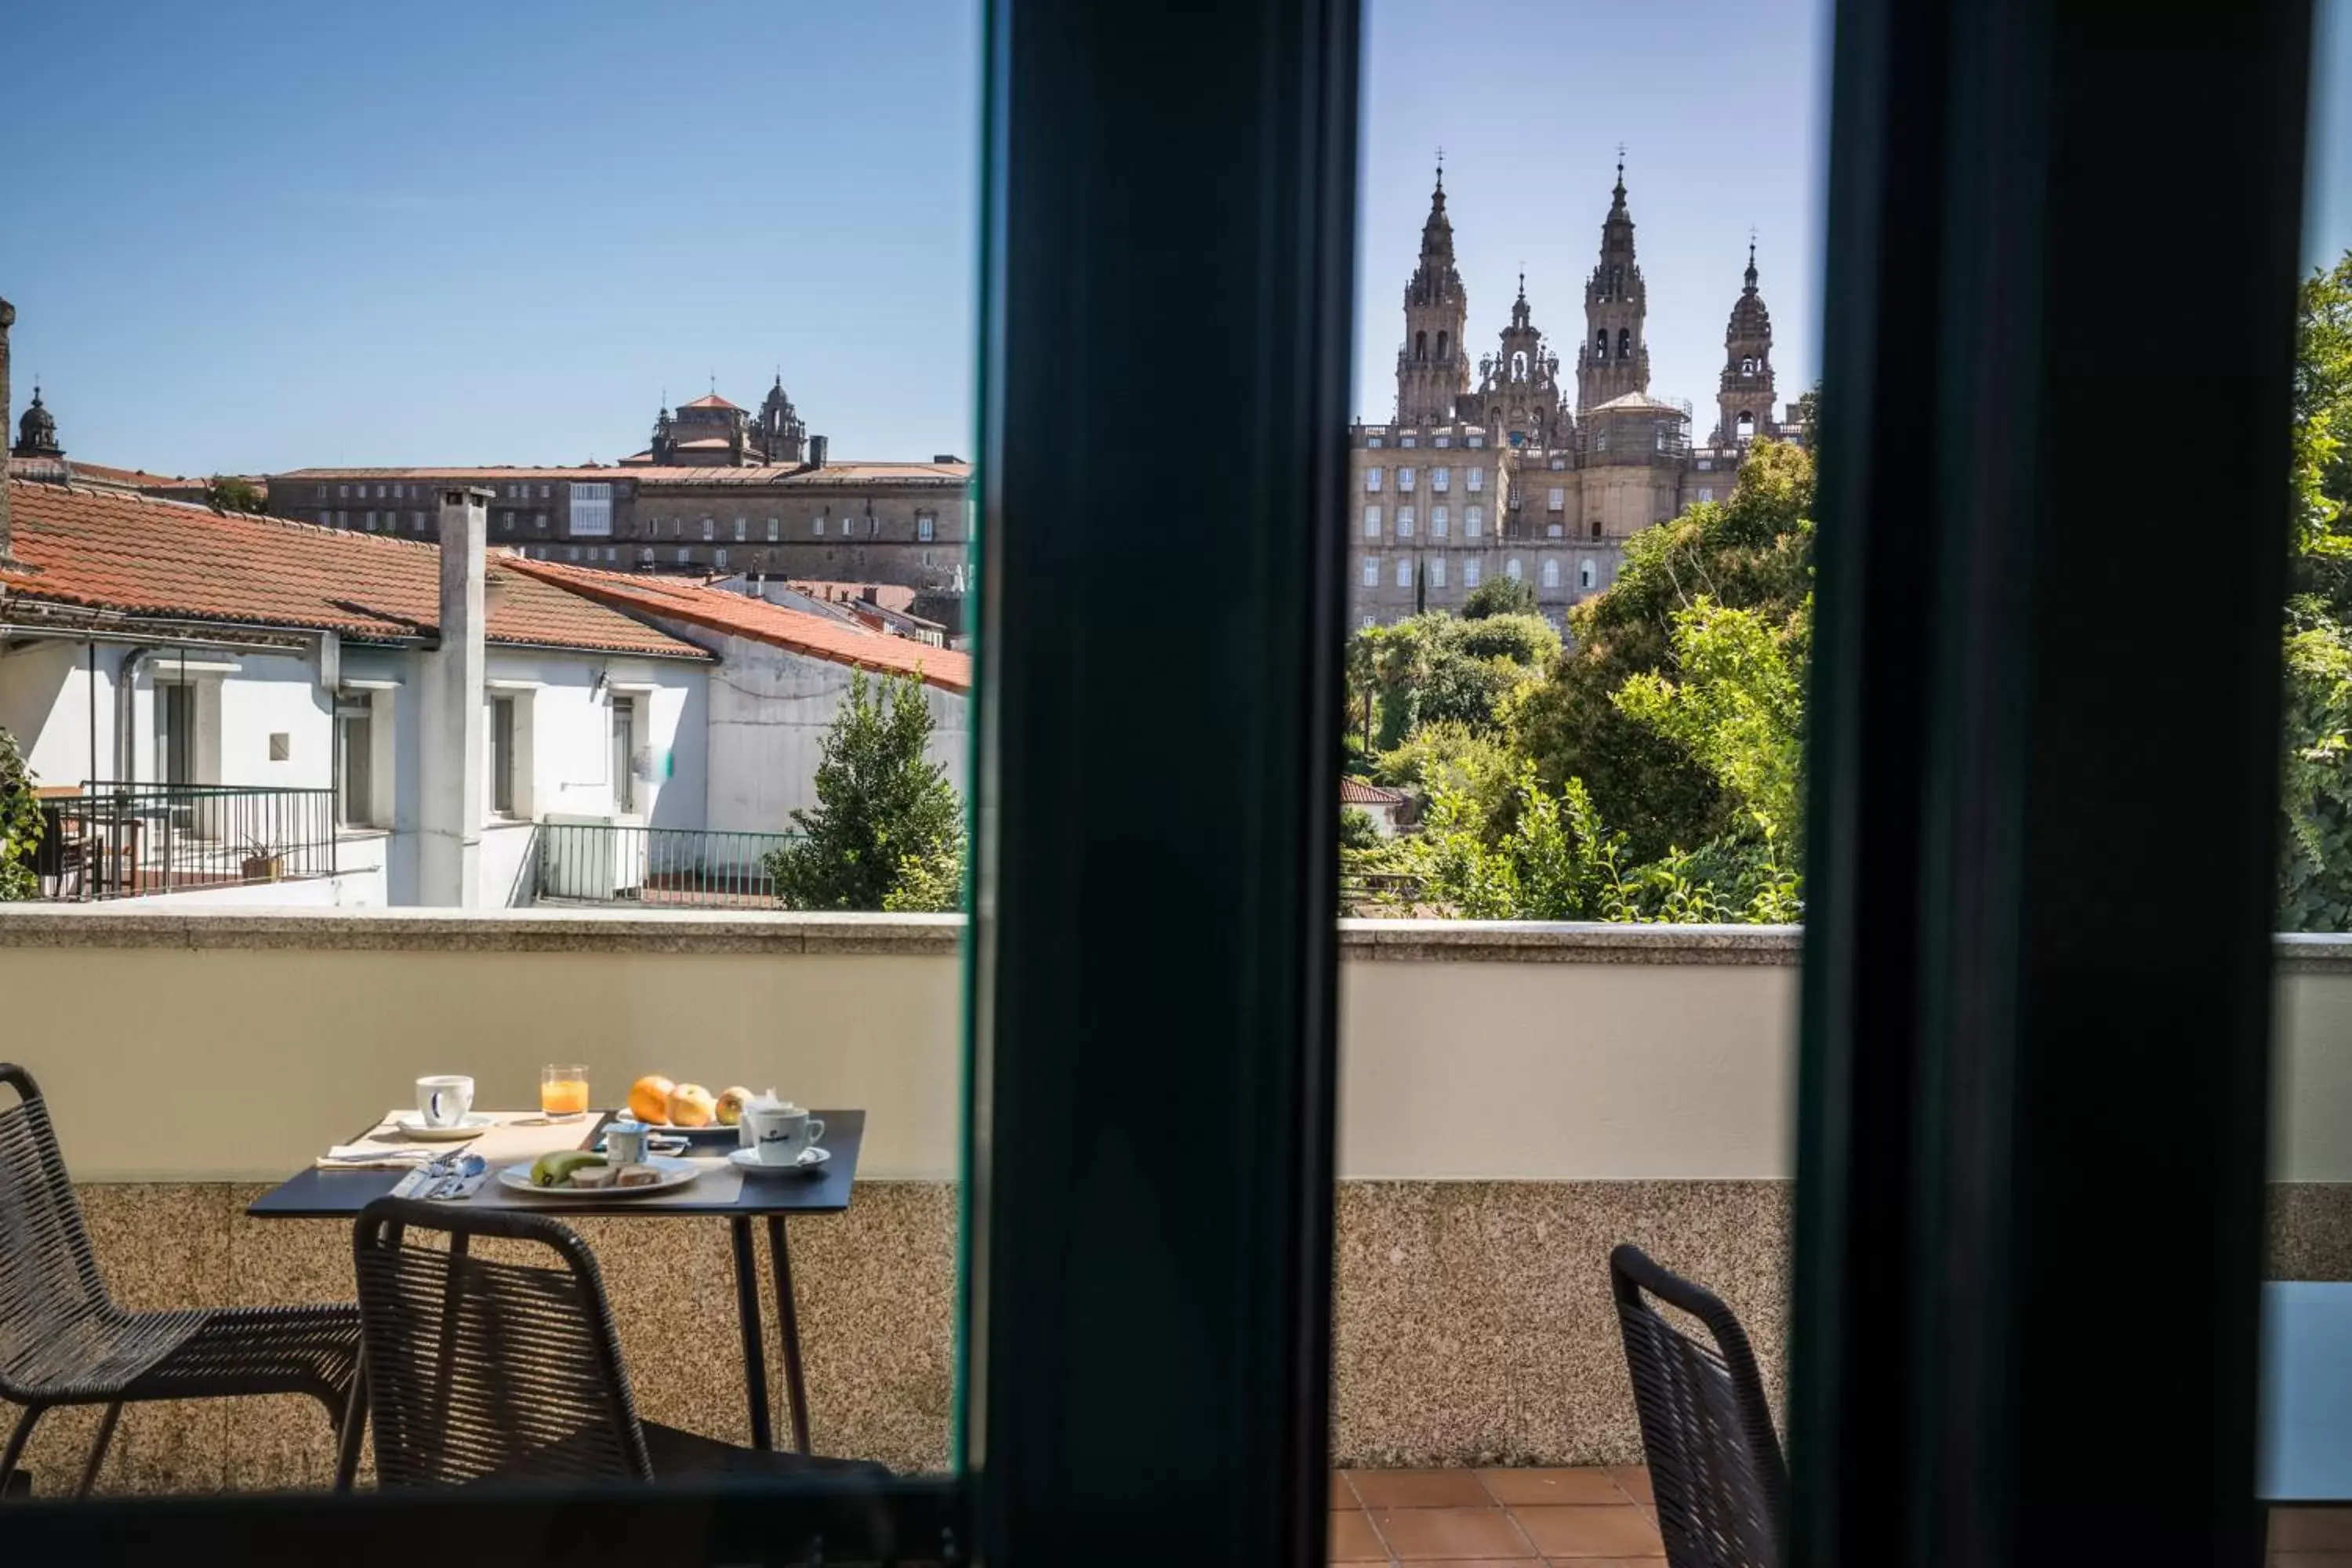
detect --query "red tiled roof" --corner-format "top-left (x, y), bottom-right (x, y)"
top-left (0, 479), bottom-right (706, 660)
top-left (677, 393), bottom-right (742, 412)
top-left (503, 555), bottom-right (970, 694)
top-left (1341, 778), bottom-right (1403, 805)
top-left (785, 579), bottom-right (920, 616)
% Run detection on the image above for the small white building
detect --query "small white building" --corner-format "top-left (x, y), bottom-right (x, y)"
top-left (0, 477), bottom-right (710, 907)
top-left (1341, 777), bottom-right (1408, 837)
top-left (503, 558), bottom-right (971, 857)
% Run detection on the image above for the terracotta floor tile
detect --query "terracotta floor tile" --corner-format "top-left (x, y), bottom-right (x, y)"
top-left (1349, 1468), bottom-right (1495, 1508)
top-left (1329, 1508), bottom-right (1391, 1563)
top-left (1331, 1469), bottom-right (1365, 1510)
top-left (2272, 1556), bottom-right (2352, 1567)
top-left (1511, 1504), bottom-right (1664, 1559)
top-left (1477, 1468), bottom-right (1629, 1507)
top-left (1548, 1560), bottom-right (1665, 1568)
top-left (1372, 1504), bottom-right (1536, 1559)
top-left (2275, 1512), bottom-right (2352, 1551)
top-left (1606, 1467), bottom-right (1654, 1505)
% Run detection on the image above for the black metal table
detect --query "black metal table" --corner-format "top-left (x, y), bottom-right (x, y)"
top-left (246, 1108), bottom-right (864, 1456)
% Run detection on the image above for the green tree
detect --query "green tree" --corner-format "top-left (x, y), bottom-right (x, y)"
top-left (206, 475), bottom-right (266, 515)
top-left (1461, 575), bottom-right (1537, 619)
top-left (1611, 593), bottom-right (1810, 855)
top-left (2279, 252), bottom-right (2352, 927)
top-left (1513, 438), bottom-right (1814, 863)
top-left (763, 670), bottom-right (966, 912)
top-left (0, 724), bottom-right (41, 902)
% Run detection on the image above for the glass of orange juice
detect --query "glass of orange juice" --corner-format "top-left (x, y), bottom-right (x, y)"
top-left (540, 1063), bottom-right (590, 1121)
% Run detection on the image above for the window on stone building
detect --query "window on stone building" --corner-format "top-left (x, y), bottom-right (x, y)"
top-left (1401, 434), bottom-right (1416, 448)
top-left (1395, 558), bottom-right (1411, 588)
top-left (1468, 433), bottom-right (1484, 448)
top-left (1367, 434), bottom-right (1384, 448)
top-left (1578, 558), bottom-right (1597, 590)
top-left (1363, 506), bottom-right (1381, 539)
top-left (1360, 615), bottom-right (1376, 630)
top-left (1432, 506), bottom-right (1448, 537)
top-left (768, 518), bottom-right (781, 541)
top-left (815, 517), bottom-right (827, 535)
top-left (677, 546), bottom-right (690, 564)
top-left (1432, 468), bottom-right (1449, 492)
top-left (919, 514), bottom-right (936, 542)
top-left (1467, 468), bottom-right (1483, 492)
top-left (1399, 466), bottom-right (1416, 490)
top-left (535, 512), bottom-right (549, 531)
top-left (606, 547), bottom-right (619, 564)
top-left (1548, 523), bottom-right (1563, 539)
top-left (1697, 487), bottom-right (1715, 505)
top-left (1541, 558), bottom-right (1560, 589)
top-left (338, 484), bottom-right (349, 499)
top-left (540, 484), bottom-right (551, 500)
top-left (336, 510), bottom-right (347, 527)
top-left (1429, 557), bottom-right (1446, 589)
top-left (317, 511), bottom-right (330, 527)
top-left (715, 549), bottom-right (728, 569)
top-left (1414, 328), bottom-right (1426, 359)
top-left (1365, 467), bottom-right (1383, 492)
top-left (1617, 327), bottom-right (1631, 360)
top-left (1465, 505), bottom-right (1483, 537)
top-left (1546, 487), bottom-right (1564, 512)
top-left (735, 517), bottom-right (748, 542)
top-left (1506, 557), bottom-right (1523, 582)
top-left (702, 517), bottom-right (716, 541)
top-left (1434, 434), bottom-right (1450, 448)
top-left (1464, 557), bottom-right (1482, 589)
top-left (1397, 506), bottom-right (1414, 537)
top-left (1590, 518), bottom-right (1603, 539)
top-left (1363, 556), bottom-right (1379, 586)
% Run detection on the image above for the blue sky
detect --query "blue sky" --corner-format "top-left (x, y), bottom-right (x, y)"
top-left (0, 2), bottom-right (2346, 476)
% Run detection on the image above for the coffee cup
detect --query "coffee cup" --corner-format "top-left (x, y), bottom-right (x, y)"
top-left (742, 1096), bottom-right (825, 1167)
top-left (416, 1075), bottom-right (474, 1130)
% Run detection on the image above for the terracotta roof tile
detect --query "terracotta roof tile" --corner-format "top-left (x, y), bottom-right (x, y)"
top-left (502, 556), bottom-right (969, 694)
top-left (1341, 778), bottom-right (1404, 805)
top-left (677, 393), bottom-right (743, 411)
top-left (0, 479), bottom-right (706, 660)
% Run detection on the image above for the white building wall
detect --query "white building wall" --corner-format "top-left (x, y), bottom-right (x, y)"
top-left (664, 628), bottom-right (968, 839)
top-left (1, 631), bottom-right (706, 910)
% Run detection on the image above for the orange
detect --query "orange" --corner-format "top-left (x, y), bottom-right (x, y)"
top-left (627, 1074), bottom-right (675, 1124)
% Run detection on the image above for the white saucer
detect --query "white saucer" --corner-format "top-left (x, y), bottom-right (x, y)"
top-left (728, 1145), bottom-right (829, 1174)
top-left (393, 1112), bottom-right (495, 1142)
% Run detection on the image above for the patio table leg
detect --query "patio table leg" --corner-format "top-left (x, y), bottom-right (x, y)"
top-left (767, 1215), bottom-right (811, 1456)
top-left (730, 1217), bottom-right (775, 1450)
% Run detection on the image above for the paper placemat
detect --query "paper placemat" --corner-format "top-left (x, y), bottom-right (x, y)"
top-left (321, 1109), bottom-right (598, 1171)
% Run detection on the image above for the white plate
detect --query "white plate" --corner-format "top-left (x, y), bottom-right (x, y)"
top-left (496, 1154), bottom-right (700, 1199)
top-left (392, 1112), bottom-right (496, 1142)
top-left (728, 1145), bottom-right (829, 1174)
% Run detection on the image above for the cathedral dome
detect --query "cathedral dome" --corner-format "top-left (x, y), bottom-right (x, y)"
top-left (13, 385), bottom-right (60, 459)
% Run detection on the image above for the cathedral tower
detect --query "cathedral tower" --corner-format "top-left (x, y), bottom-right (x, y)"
top-left (1466, 272), bottom-right (1566, 448)
top-left (1394, 164), bottom-right (1469, 426)
top-left (1711, 241), bottom-right (1776, 447)
top-left (1577, 158), bottom-right (1650, 414)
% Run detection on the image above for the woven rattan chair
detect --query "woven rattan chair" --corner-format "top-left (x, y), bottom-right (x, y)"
top-left (353, 1196), bottom-right (887, 1487)
top-left (1609, 1243), bottom-right (1787, 1568)
top-left (0, 1062), bottom-right (363, 1498)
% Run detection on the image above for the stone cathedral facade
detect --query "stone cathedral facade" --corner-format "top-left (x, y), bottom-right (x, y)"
top-left (1347, 163), bottom-right (1802, 632)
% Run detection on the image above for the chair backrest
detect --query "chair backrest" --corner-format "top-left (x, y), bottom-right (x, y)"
top-left (0, 1063), bottom-right (116, 1400)
top-left (352, 1197), bottom-right (654, 1487)
top-left (1609, 1243), bottom-right (1787, 1568)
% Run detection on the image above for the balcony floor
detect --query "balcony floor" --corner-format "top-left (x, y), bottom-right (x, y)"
top-left (1328, 1470), bottom-right (2352, 1564)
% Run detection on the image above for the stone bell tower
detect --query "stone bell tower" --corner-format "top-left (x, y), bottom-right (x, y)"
top-left (0, 295), bottom-right (13, 565)
top-left (1711, 240), bottom-right (1777, 447)
top-left (1577, 157), bottom-right (1651, 414)
top-left (1394, 162), bottom-right (1470, 427)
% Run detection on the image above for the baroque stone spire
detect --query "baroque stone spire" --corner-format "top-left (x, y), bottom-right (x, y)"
top-left (1395, 159), bottom-right (1470, 426)
top-left (1577, 153), bottom-right (1650, 414)
top-left (1712, 238), bottom-right (1776, 447)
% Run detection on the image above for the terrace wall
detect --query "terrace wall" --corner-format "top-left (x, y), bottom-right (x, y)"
top-left (0, 909), bottom-right (2343, 1493)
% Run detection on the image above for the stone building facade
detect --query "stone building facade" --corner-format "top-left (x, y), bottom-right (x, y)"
top-left (267, 379), bottom-right (974, 626)
top-left (1347, 163), bottom-right (1804, 632)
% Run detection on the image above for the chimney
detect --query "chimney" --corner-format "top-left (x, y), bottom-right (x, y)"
top-left (0, 295), bottom-right (14, 566)
top-left (808, 434), bottom-right (828, 470)
top-left (419, 485), bottom-right (491, 906)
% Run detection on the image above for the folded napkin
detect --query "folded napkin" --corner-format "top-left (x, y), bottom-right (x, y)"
top-left (316, 1143), bottom-right (436, 1170)
top-left (390, 1157), bottom-right (491, 1201)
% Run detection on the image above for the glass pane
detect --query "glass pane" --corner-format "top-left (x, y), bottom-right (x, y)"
top-left (0, 0), bottom-right (978, 1530)
top-left (2263, 0), bottom-right (2352, 1547)
top-left (1334, 0), bottom-right (1828, 1544)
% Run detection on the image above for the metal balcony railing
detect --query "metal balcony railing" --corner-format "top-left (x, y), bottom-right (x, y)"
top-left (32, 782), bottom-right (337, 901)
top-left (536, 821), bottom-right (804, 909)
